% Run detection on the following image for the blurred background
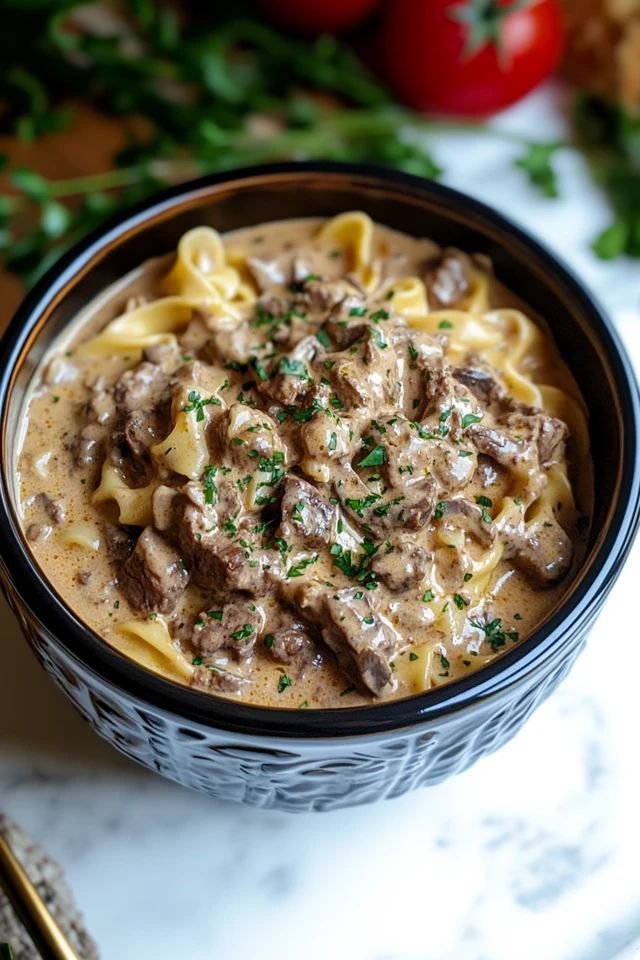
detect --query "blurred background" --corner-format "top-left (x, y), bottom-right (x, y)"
top-left (2, 2), bottom-right (640, 959)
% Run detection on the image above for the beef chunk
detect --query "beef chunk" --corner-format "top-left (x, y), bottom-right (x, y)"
top-left (466, 424), bottom-right (534, 469)
top-left (371, 542), bottom-right (429, 592)
top-left (279, 475), bottom-right (335, 547)
top-left (267, 624), bottom-right (314, 665)
top-left (71, 423), bottom-right (104, 468)
top-left (114, 362), bottom-right (169, 413)
top-left (192, 663), bottom-right (252, 695)
top-left (142, 342), bottom-right (181, 371)
top-left (104, 523), bottom-right (134, 563)
top-left (26, 522), bottom-right (51, 542)
top-left (501, 411), bottom-right (568, 467)
top-left (297, 276), bottom-right (362, 311)
top-left (119, 527), bottom-right (189, 614)
top-left (437, 499), bottom-right (497, 547)
top-left (425, 248), bottom-right (471, 308)
top-left (34, 493), bottom-right (66, 524)
top-left (322, 588), bottom-right (401, 696)
top-left (246, 256), bottom-right (287, 291)
top-left (152, 485), bottom-right (178, 532)
top-left (191, 602), bottom-right (265, 659)
top-left (259, 336), bottom-right (317, 407)
top-left (124, 408), bottom-right (168, 460)
top-left (453, 366), bottom-right (507, 409)
top-left (503, 517), bottom-right (574, 586)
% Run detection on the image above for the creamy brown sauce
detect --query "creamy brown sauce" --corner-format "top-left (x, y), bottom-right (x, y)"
top-left (16, 216), bottom-right (592, 708)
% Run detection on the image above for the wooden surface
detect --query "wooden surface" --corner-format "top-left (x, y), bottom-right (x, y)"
top-left (0, 105), bottom-right (133, 334)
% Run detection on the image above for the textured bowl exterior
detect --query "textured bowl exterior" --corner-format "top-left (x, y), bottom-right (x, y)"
top-left (1, 579), bottom-right (587, 812)
top-left (1, 163), bottom-right (639, 811)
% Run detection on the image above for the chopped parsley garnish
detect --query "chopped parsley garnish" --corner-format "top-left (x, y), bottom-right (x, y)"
top-left (373, 497), bottom-right (402, 517)
top-left (514, 613), bottom-right (523, 620)
top-left (182, 389), bottom-right (221, 421)
top-left (369, 327), bottom-right (388, 349)
top-left (231, 623), bottom-right (254, 642)
top-left (475, 495), bottom-right (493, 507)
top-left (287, 553), bottom-right (319, 578)
top-left (452, 593), bottom-right (467, 609)
top-left (463, 572), bottom-right (473, 582)
top-left (438, 319), bottom-right (454, 330)
top-left (192, 656), bottom-right (203, 666)
top-left (328, 431), bottom-right (338, 453)
top-left (349, 306), bottom-right (367, 317)
top-left (299, 700), bottom-right (309, 709)
top-left (264, 634), bottom-right (275, 648)
top-left (277, 673), bottom-right (293, 693)
top-left (279, 357), bottom-right (309, 378)
top-left (316, 327), bottom-right (331, 348)
top-left (513, 496), bottom-right (522, 505)
top-left (422, 590), bottom-right (434, 602)
top-left (330, 540), bottom-right (379, 588)
top-left (470, 618), bottom-right (519, 651)
top-left (340, 685), bottom-right (355, 696)
top-left (292, 501), bottom-right (305, 523)
top-left (370, 308), bottom-right (389, 322)
top-left (409, 651), bottom-right (419, 661)
top-left (292, 397), bottom-right (325, 422)
top-left (207, 610), bottom-right (223, 621)
top-left (458, 450), bottom-right (473, 458)
top-left (202, 465), bottom-right (218, 505)
top-left (357, 445), bottom-right (386, 468)
top-left (434, 501), bottom-right (445, 520)
top-left (408, 344), bottom-right (419, 363)
top-left (345, 494), bottom-right (380, 516)
top-left (481, 508), bottom-right (493, 523)
top-left (363, 615), bottom-right (375, 625)
top-left (461, 413), bottom-right (483, 429)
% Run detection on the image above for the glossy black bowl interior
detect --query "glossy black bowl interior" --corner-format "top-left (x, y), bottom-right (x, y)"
top-left (1, 162), bottom-right (639, 741)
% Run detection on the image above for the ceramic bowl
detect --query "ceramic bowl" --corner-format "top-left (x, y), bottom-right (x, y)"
top-left (1, 163), bottom-right (638, 811)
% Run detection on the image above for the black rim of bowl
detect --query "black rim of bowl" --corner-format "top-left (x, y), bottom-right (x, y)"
top-left (1, 161), bottom-right (639, 739)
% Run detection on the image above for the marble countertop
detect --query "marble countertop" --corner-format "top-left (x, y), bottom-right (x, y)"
top-left (2, 85), bottom-right (640, 960)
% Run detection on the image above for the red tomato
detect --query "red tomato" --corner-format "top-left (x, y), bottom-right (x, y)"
top-left (256, 0), bottom-right (380, 35)
top-left (380, 0), bottom-right (565, 117)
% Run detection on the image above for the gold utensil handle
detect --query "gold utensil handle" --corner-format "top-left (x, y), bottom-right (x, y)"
top-left (0, 832), bottom-right (81, 960)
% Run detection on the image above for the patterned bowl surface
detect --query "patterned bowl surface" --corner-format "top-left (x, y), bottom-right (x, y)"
top-left (1, 163), bottom-right (638, 811)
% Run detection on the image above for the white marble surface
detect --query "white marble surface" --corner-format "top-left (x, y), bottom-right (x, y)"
top-left (2, 85), bottom-right (640, 960)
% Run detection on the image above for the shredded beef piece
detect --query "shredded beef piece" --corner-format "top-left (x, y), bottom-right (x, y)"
top-left (246, 256), bottom-right (287, 291)
top-left (425, 248), bottom-right (472, 307)
top-left (34, 493), bottom-right (66, 524)
top-left (26, 522), bottom-right (51, 542)
top-left (453, 366), bottom-right (507, 410)
top-left (503, 517), bottom-right (574, 586)
top-left (279, 475), bottom-right (335, 547)
top-left (152, 484), bottom-right (178, 532)
top-left (119, 527), bottom-right (189, 613)
top-left (71, 423), bottom-right (104, 468)
top-left (191, 602), bottom-right (265, 659)
top-left (267, 624), bottom-right (314, 665)
top-left (123, 408), bottom-right (168, 460)
top-left (192, 664), bottom-right (252, 695)
top-left (297, 276), bottom-right (362, 311)
top-left (259, 336), bottom-right (317, 407)
top-left (371, 541), bottom-right (429, 591)
top-left (143, 342), bottom-right (181, 371)
top-left (437, 499), bottom-right (497, 547)
top-left (104, 523), bottom-right (134, 563)
top-left (500, 411), bottom-right (568, 467)
top-left (322, 588), bottom-right (401, 697)
top-left (114, 362), bottom-right (169, 413)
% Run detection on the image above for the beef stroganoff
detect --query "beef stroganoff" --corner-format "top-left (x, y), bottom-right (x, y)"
top-left (17, 213), bottom-right (592, 707)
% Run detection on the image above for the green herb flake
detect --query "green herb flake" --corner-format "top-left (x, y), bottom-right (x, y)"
top-left (357, 444), bottom-right (386, 468)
